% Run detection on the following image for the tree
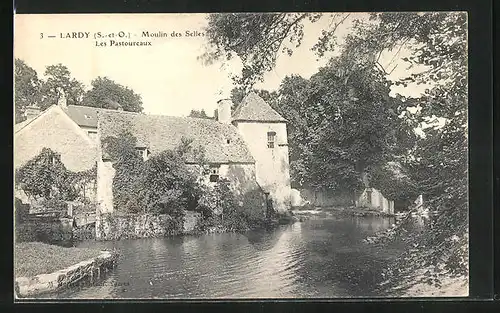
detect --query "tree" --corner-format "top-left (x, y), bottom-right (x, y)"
top-left (39, 64), bottom-right (85, 109)
top-left (82, 77), bottom-right (143, 112)
top-left (203, 12), bottom-right (466, 202)
top-left (265, 60), bottom-right (416, 194)
top-left (203, 12), bottom-right (469, 284)
top-left (188, 109), bottom-right (211, 119)
top-left (202, 13), bottom-right (324, 89)
top-left (14, 59), bottom-right (42, 123)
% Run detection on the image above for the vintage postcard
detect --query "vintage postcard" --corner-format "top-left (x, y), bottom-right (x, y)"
top-left (13, 12), bottom-right (468, 299)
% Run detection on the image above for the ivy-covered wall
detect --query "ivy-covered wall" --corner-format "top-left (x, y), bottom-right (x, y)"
top-left (15, 216), bottom-right (74, 245)
top-left (95, 211), bottom-right (202, 240)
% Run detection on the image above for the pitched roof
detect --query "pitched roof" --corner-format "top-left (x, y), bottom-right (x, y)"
top-left (14, 118), bottom-right (33, 133)
top-left (98, 110), bottom-right (255, 164)
top-left (232, 92), bottom-right (286, 123)
top-left (15, 106), bottom-right (54, 133)
top-left (62, 105), bottom-right (100, 128)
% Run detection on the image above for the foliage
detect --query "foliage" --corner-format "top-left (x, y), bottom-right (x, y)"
top-left (188, 109), bottom-right (212, 119)
top-left (196, 178), bottom-right (267, 231)
top-left (204, 12), bottom-right (468, 288)
top-left (252, 62), bottom-right (415, 194)
top-left (202, 13), bottom-right (321, 89)
top-left (15, 198), bottom-right (30, 224)
top-left (15, 148), bottom-right (96, 202)
top-left (97, 213), bottom-right (184, 240)
top-left (14, 59), bottom-right (42, 123)
top-left (14, 60), bottom-right (144, 118)
top-left (83, 76), bottom-right (144, 112)
top-left (38, 198), bottom-right (68, 212)
top-left (103, 133), bottom-right (268, 232)
top-left (370, 162), bottom-right (419, 206)
top-left (103, 131), bottom-right (204, 214)
top-left (38, 64), bottom-right (86, 109)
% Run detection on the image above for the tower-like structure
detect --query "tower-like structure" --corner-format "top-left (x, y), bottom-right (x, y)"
top-left (229, 92), bottom-right (291, 212)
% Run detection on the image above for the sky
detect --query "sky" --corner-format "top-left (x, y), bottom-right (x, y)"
top-left (14, 13), bottom-right (430, 117)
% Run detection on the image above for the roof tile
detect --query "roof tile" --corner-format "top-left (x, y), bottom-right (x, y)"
top-left (232, 92), bottom-right (286, 122)
top-left (98, 110), bottom-right (255, 164)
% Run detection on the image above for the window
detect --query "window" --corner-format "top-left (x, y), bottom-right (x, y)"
top-left (209, 165), bottom-right (220, 182)
top-left (267, 131), bottom-right (276, 148)
top-left (135, 147), bottom-right (150, 161)
top-left (87, 130), bottom-right (98, 141)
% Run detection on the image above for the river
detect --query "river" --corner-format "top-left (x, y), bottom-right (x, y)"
top-left (53, 215), bottom-right (429, 299)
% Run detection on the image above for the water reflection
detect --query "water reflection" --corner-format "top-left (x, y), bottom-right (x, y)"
top-left (354, 217), bottom-right (394, 233)
top-left (52, 216), bottom-right (418, 299)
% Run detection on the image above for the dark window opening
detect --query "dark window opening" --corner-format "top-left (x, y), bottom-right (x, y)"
top-left (267, 131), bottom-right (276, 148)
top-left (209, 165), bottom-right (220, 182)
top-left (209, 174), bottom-right (219, 182)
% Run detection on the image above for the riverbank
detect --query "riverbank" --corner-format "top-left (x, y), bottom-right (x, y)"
top-left (95, 210), bottom-right (297, 241)
top-left (292, 206), bottom-right (394, 219)
top-left (15, 242), bottom-right (118, 298)
top-left (364, 207), bottom-right (469, 297)
top-left (396, 273), bottom-right (468, 297)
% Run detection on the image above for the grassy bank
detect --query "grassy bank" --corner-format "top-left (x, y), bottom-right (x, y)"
top-left (15, 242), bottom-right (102, 277)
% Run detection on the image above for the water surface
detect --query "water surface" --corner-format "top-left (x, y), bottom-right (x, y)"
top-left (53, 216), bottom-right (427, 299)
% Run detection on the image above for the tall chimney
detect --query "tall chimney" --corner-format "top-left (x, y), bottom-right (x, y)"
top-left (217, 99), bottom-right (232, 124)
top-left (57, 87), bottom-right (67, 108)
top-left (25, 106), bottom-right (41, 120)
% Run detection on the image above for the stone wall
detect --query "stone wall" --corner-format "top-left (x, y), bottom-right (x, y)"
top-left (355, 187), bottom-right (395, 214)
top-left (16, 216), bottom-right (74, 245)
top-left (293, 188), bottom-right (354, 207)
top-left (15, 250), bottom-right (118, 298)
top-left (95, 211), bottom-right (202, 240)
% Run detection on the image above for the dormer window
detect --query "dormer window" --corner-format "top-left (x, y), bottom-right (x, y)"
top-left (135, 147), bottom-right (150, 161)
top-left (87, 130), bottom-right (98, 141)
top-left (84, 114), bottom-right (92, 119)
top-left (209, 165), bottom-right (220, 182)
top-left (267, 131), bottom-right (276, 148)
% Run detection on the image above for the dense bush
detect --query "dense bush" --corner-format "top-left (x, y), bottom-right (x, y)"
top-left (196, 178), bottom-right (267, 231)
top-left (103, 131), bottom-right (270, 232)
top-left (38, 198), bottom-right (68, 212)
top-left (102, 132), bottom-right (204, 215)
top-left (15, 197), bottom-right (30, 224)
top-left (15, 148), bottom-right (96, 202)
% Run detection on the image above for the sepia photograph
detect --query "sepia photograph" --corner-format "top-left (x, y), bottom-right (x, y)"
top-left (13, 12), bottom-right (468, 299)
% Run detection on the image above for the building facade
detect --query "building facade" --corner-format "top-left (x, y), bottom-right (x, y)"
top-left (14, 92), bottom-right (294, 214)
